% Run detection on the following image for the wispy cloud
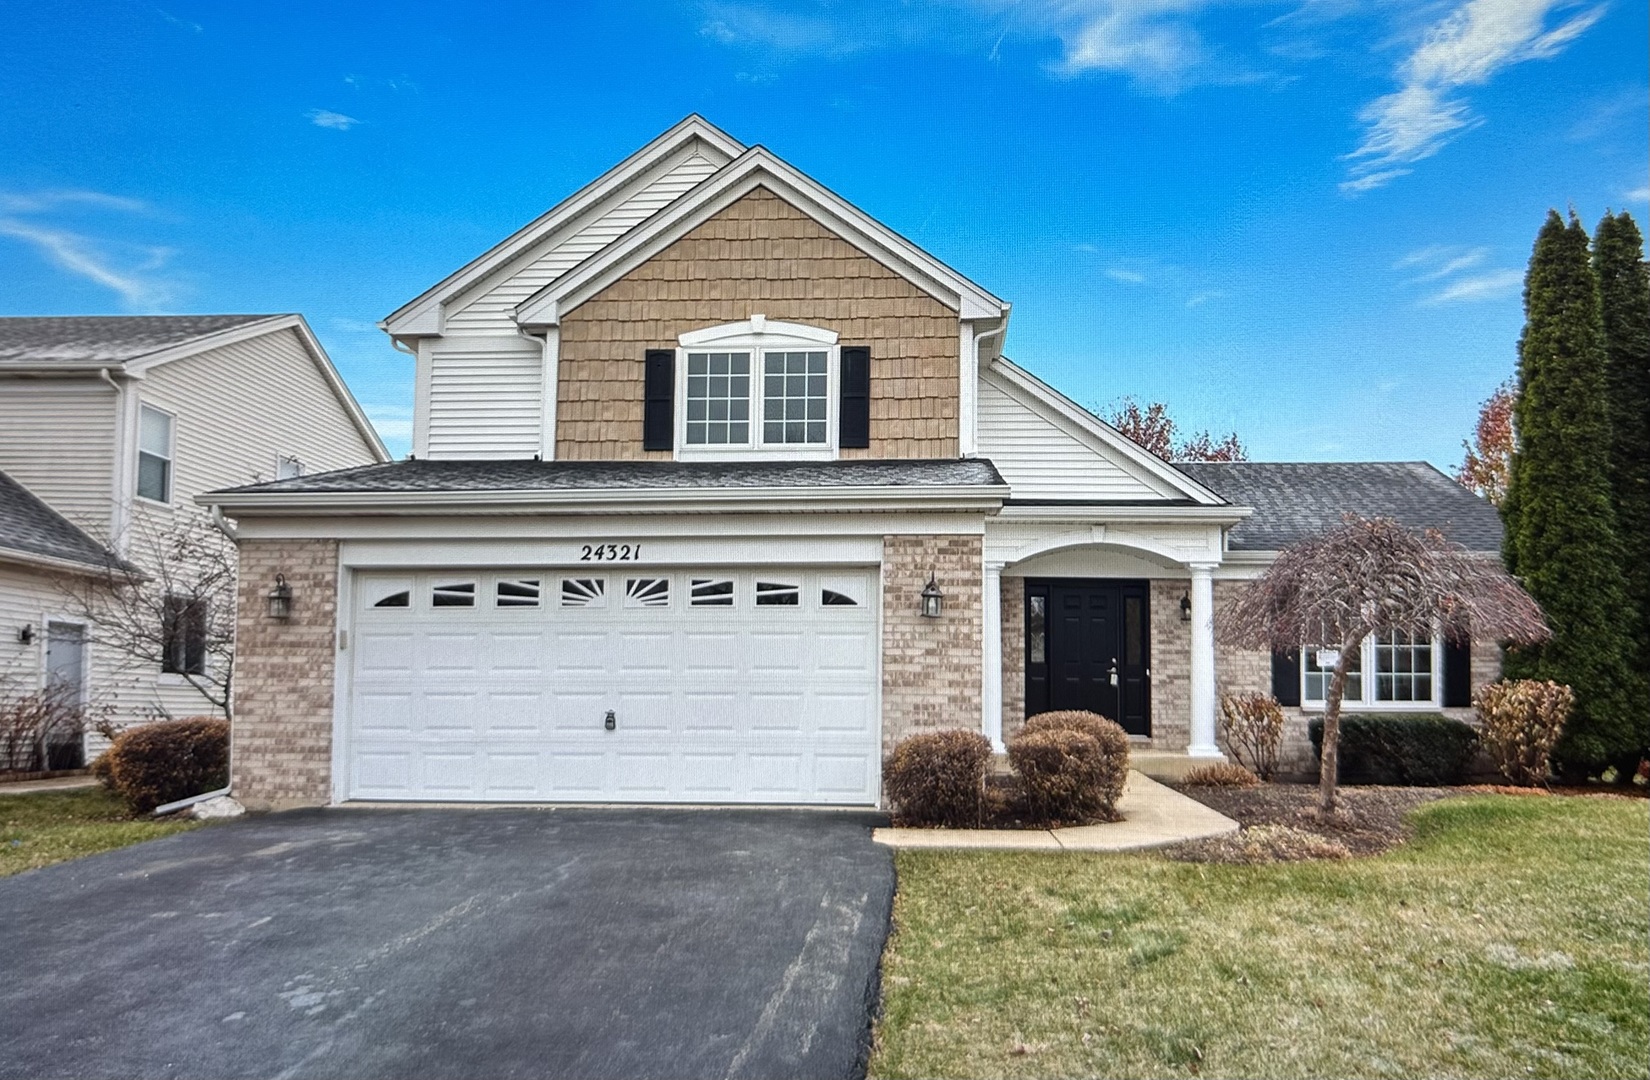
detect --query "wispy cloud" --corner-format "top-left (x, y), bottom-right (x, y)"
top-left (307, 108), bottom-right (360, 130)
top-left (0, 218), bottom-right (175, 309)
top-left (1627, 186), bottom-right (1650, 202)
top-left (1400, 245), bottom-right (1521, 305)
top-left (1186, 289), bottom-right (1225, 307)
top-left (155, 7), bottom-right (202, 33)
top-left (1421, 268), bottom-right (1523, 304)
top-left (0, 190), bottom-right (148, 214)
top-left (1342, 0), bottom-right (1606, 192)
top-left (1106, 267), bottom-right (1148, 283)
top-left (1396, 244), bottom-right (1489, 282)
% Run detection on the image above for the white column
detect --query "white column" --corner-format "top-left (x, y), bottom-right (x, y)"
top-left (982, 560), bottom-right (1004, 751)
top-left (1187, 563), bottom-right (1222, 758)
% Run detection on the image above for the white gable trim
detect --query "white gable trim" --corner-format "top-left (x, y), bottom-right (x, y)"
top-left (381, 115), bottom-right (745, 337)
top-left (679, 315), bottom-right (837, 347)
top-left (986, 357), bottom-right (1227, 506)
top-left (515, 147), bottom-right (1007, 327)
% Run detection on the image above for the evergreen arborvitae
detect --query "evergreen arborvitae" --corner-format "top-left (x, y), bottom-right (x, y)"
top-left (1593, 211), bottom-right (1650, 701)
top-left (1501, 211), bottom-right (1640, 771)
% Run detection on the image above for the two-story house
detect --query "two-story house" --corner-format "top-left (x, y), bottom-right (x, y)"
top-left (0, 314), bottom-right (389, 763)
top-left (204, 116), bottom-right (1502, 810)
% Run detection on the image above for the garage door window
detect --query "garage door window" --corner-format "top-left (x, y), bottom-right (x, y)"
top-left (432, 582), bottom-right (476, 608)
top-left (560, 578), bottom-right (607, 608)
top-left (755, 580), bottom-right (801, 606)
top-left (690, 578), bottom-right (735, 606)
top-left (625, 578), bottom-right (671, 608)
top-left (495, 579), bottom-right (541, 608)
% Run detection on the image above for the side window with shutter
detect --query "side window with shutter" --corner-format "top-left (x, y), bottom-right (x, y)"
top-left (643, 349), bottom-right (674, 451)
top-left (839, 345), bottom-right (870, 449)
top-left (1442, 639), bottom-right (1472, 707)
top-left (1271, 648), bottom-right (1302, 707)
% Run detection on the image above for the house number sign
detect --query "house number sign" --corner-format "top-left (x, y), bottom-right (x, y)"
top-left (578, 542), bottom-right (643, 562)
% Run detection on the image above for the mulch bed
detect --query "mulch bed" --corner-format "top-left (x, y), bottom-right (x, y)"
top-left (1167, 782), bottom-right (1456, 860)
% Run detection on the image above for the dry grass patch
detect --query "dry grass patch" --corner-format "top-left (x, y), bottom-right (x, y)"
top-left (0, 787), bottom-right (199, 878)
top-left (872, 795), bottom-right (1649, 1079)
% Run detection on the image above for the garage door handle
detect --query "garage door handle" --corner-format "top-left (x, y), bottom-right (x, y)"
top-left (604, 710), bottom-right (616, 731)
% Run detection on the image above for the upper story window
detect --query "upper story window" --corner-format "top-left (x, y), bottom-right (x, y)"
top-left (675, 316), bottom-right (839, 460)
top-left (275, 454), bottom-right (305, 480)
top-left (1302, 630), bottom-right (1437, 709)
top-left (137, 405), bottom-right (174, 504)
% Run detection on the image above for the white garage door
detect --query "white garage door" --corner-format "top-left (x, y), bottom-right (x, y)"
top-left (345, 567), bottom-right (879, 804)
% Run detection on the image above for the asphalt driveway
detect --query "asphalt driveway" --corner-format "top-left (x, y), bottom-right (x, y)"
top-left (0, 807), bottom-right (894, 1080)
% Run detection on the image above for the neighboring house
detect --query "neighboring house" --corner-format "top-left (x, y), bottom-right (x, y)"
top-left (0, 314), bottom-right (389, 758)
top-left (203, 116), bottom-right (1503, 810)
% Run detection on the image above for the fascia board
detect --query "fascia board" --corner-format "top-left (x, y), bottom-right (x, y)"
top-left (0, 547), bottom-right (135, 579)
top-left (381, 116), bottom-right (745, 335)
top-left (517, 147), bottom-right (1006, 326)
top-left (996, 504), bottom-right (1252, 525)
top-left (113, 315), bottom-right (295, 375)
top-left (987, 357), bottom-right (1229, 506)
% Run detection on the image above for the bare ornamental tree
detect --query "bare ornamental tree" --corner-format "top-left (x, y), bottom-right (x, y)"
top-left (1219, 515), bottom-right (1549, 814)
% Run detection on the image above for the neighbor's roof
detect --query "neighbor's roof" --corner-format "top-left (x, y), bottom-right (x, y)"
top-left (0, 469), bottom-right (123, 572)
top-left (210, 457), bottom-right (1007, 496)
top-left (0, 315), bottom-right (276, 367)
top-left (1174, 461), bottom-right (1503, 552)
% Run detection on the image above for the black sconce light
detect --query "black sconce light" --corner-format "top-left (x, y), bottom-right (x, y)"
top-left (266, 574), bottom-right (293, 621)
top-left (920, 572), bottom-right (944, 619)
top-left (17, 624), bottom-right (34, 645)
top-left (1180, 591), bottom-right (1192, 622)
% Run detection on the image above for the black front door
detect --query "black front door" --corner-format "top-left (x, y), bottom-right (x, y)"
top-left (1024, 579), bottom-right (1151, 735)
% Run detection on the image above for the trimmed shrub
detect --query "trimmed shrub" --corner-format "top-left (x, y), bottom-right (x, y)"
top-left (1475, 679), bottom-right (1574, 786)
top-left (882, 729), bottom-right (992, 827)
top-left (1217, 692), bottom-right (1284, 780)
top-left (1009, 710), bottom-right (1130, 822)
top-left (94, 717), bottom-right (229, 814)
top-left (1183, 761), bottom-right (1260, 787)
top-left (1307, 714), bottom-right (1478, 786)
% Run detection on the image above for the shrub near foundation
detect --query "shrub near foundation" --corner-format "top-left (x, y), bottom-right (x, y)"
top-left (1475, 679), bottom-right (1574, 786)
top-left (1308, 714), bottom-right (1479, 786)
top-left (1184, 761), bottom-right (1261, 787)
top-left (882, 730), bottom-right (992, 827)
top-left (1009, 711), bottom-right (1130, 822)
top-left (93, 717), bottom-right (229, 815)
top-left (1218, 692), bottom-right (1285, 780)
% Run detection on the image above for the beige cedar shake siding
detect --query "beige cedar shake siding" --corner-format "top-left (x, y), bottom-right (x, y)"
top-left (232, 539), bottom-right (338, 810)
top-left (556, 187), bottom-right (961, 460)
top-left (881, 534), bottom-right (983, 752)
top-left (1001, 577), bottom-right (1025, 739)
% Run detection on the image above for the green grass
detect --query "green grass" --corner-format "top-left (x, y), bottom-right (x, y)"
top-left (0, 786), bottom-right (200, 878)
top-left (872, 796), bottom-right (1650, 1079)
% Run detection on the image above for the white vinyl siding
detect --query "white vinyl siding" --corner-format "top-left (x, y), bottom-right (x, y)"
top-left (424, 338), bottom-right (543, 459)
top-left (977, 372), bottom-right (1178, 501)
top-left (0, 380), bottom-right (117, 533)
top-left (444, 151), bottom-right (722, 333)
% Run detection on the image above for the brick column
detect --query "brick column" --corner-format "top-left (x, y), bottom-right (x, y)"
top-left (232, 539), bottom-right (339, 810)
top-left (880, 534), bottom-right (983, 752)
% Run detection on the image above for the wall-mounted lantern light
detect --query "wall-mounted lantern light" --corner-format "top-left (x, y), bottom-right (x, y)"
top-left (920, 572), bottom-right (944, 619)
top-left (1179, 590), bottom-right (1192, 622)
top-left (17, 624), bottom-right (34, 645)
top-left (266, 574), bottom-right (293, 621)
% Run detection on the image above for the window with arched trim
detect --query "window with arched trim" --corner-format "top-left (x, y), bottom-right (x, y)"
top-left (674, 316), bottom-right (841, 460)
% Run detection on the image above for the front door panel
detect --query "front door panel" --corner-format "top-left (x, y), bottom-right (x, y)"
top-left (1026, 580), bottom-right (1151, 736)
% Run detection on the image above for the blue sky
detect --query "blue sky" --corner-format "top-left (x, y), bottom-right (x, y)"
top-left (2, 0), bottom-right (1645, 465)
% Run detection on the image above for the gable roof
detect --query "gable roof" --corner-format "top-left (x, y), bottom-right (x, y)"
top-left (0, 468), bottom-right (124, 574)
top-left (381, 115), bottom-right (746, 337)
top-left (515, 144), bottom-right (1007, 327)
top-left (1174, 461), bottom-right (1503, 552)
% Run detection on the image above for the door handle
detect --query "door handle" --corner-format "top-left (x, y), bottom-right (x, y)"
top-left (1108, 661), bottom-right (1119, 687)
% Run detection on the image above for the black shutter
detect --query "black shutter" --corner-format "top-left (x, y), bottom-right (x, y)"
top-left (1443, 639), bottom-right (1472, 707)
top-left (643, 349), bottom-right (673, 451)
top-left (839, 345), bottom-right (870, 449)
top-left (1271, 648), bottom-right (1301, 706)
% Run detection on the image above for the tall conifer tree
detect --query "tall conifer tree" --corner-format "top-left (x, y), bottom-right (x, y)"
top-left (1502, 211), bottom-right (1639, 771)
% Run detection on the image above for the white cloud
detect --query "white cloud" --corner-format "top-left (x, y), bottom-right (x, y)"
top-left (1054, 0), bottom-right (1213, 87)
top-left (1399, 245), bottom-right (1489, 282)
top-left (307, 109), bottom-right (360, 130)
top-left (1106, 267), bottom-right (1148, 283)
top-left (0, 190), bottom-right (149, 214)
top-left (1343, 0), bottom-right (1606, 192)
top-left (1186, 289), bottom-right (1225, 306)
top-left (1421, 268), bottom-right (1523, 304)
top-left (1627, 186), bottom-right (1650, 202)
top-left (0, 218), bottom-right (175, 308)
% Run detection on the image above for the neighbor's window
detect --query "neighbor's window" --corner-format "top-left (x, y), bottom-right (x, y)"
top-left (685, 352), bottom-right (751, 445)
top-left (161, 595), bottom-right (206, 676)
top-left (762, 351), bottom-right (828, 445)
top-left (1303, 631), bottom-right (1437, 707)
top-left (275, 454), bottom-right (304, 480)
top-left (137, 405), bottom-right (174, 503)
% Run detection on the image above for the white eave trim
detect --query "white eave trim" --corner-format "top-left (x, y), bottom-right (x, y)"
top-left (0, 547), bottom-right (123, 578)
top-left (986, 357), bottom-right (1229, 506)
top-left (515, 146), bottom-right (1007, 328)
top-left (198, 484), bottom-right (1010, 517)
top-left (380, 115), bottom-right (746, 337)
top-left (997, 503), bottom-right (1252, 525)
top-left (679, 316), bottom-right (837, 347)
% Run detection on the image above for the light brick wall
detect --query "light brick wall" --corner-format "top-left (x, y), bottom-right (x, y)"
top-left (1149, 579), bottom-right (1191, 751)
top-left (232, 539), bottom-right (338, 810)
top-left (1000, 576), bottom-right (1024, 739)
top-left (557, 187), bottom-right (961, 460)
top-left (881, 534), bottom-right (982, 751)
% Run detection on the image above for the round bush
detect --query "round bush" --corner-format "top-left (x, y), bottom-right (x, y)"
top-left (95, 717), bottom-right (229, 814)
top-left (1009, 711), bottom-right (1131, 823)
top-left (882, 729), bottom-right (992, 827)
top-left (1475, 679), bottom-right (1573, 786)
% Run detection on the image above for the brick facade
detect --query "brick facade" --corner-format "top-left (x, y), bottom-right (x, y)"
top-left (1148, 579), bottom-right (1191, 751)
top-left (1000, 576), bottom-right (1024, 739)
top-left (557, 187), bottom-right (961, 460)
top-left (232, 539), bottom-right (338, 810)
top-left (881, 534), bottom-right (982, 751)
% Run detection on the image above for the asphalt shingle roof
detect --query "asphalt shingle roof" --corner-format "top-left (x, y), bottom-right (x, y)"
top-left (209, 457), bottom-right (1008, 496)
top-left (0, 470), bottom-right (122, 570)
top-left (0, 315), bottom-right (277, 366)
top-left (1173, 461), bottom-right (1503, 552)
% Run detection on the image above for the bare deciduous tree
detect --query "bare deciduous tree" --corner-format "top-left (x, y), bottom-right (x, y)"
top-left (56, 511), bottom-right (237, 722)
top-left (1219, 515), bottom-right (1549, 814)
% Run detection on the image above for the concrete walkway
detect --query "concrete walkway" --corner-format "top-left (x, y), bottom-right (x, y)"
top-left (873, 770), bottom-right (1239, 852)
top-left (0, 776), bottom-right (98, 795)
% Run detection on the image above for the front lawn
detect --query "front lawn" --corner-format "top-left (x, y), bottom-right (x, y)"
top-left (0, 787), bottom-right (200, 878)
top-left (873, 795), bottom-right (1649, 1079)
